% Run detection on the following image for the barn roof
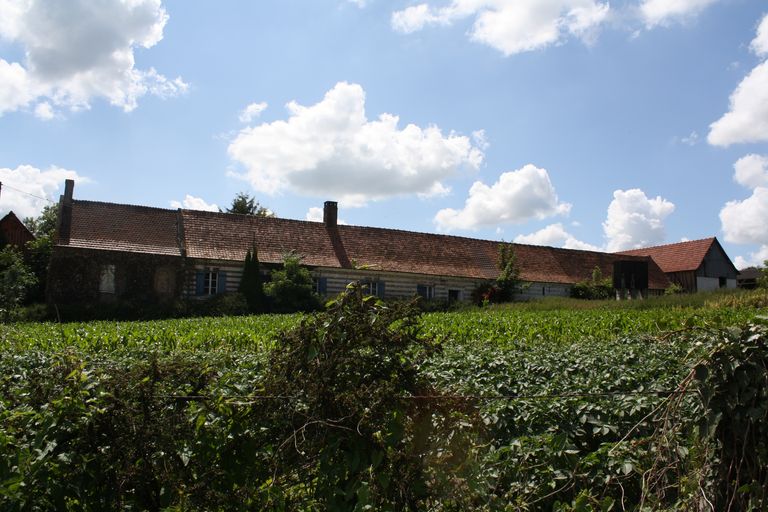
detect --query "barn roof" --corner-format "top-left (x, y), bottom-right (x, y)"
top-left (0, 211), bottom-right (35, 249)
top-left (57, 200), bottom-right (670, 289)
top-left (617, 238), bottom-right (722, 273)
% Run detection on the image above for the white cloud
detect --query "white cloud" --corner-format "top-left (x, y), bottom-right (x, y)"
top-left (170, 194), bottom-right (219, 212)
top-left (391, 0), bottom-right (610, 56)
top-left (239, 101), bottom-right (268, 123)
top-left (639, 0), bottom-right (719, 28)
top-left (306, 206), bottom-right (346, 224)
top-left (0, 164), bottom-right (86, 219)
top-left (347, 0), bottom-right (367, 6)
top-left (679, 130), bottom-right (699, 146)
top-left (708, 16), bottom-right (768, 147)
top-left (733, 154), bottom-right (768, 189)
top-left (433, 164), bottom-right (571, 231)
top-left (750, 13), bottom-right (768, 57)
top-left (0, 0), bottom-right (186, 117)
top-left (228, 81), bottom-right (483, 206)
top-left (306, 206), bottom-right (324, 222)
top-left (708, 61), bottom-right (768, 146)
top-left (734, 245), bottom-right (768, 269)
top-left (33, 101), bottom-right (54, 120)
top-left (603, 188), bottom-right (675, 252)
top-left (720, 187), bottom-right (768, 246)
top-left (514, 223), bottom-right (601, 251)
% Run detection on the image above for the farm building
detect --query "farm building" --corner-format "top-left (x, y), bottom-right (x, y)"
top-left (618, 238), bottom-right (738, 293)
top-left (0, 211), bottom-right (35, 252)
top-left (47, 180), bottom-right (670, 308)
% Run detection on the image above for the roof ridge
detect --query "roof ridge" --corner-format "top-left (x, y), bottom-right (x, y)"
top-left (76, 199), bottom-right (177, 214)
top-left (616, 236), bottom-right (716, 253)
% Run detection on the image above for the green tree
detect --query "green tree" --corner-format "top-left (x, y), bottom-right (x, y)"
top-left (238, 246), bottom-right (266, 313)
top-left (223, 192), bottom-right (273, 216)
top-left (759, 261), bottom-right (768, 289)
top-left (0, 246), bottom-right (37, 320)
top-left (23, 204), bottom-right (58, 303)
top-left (264, 252), bottom-right (320, 313)
top-left (495, 242), bottom-right (521, 302)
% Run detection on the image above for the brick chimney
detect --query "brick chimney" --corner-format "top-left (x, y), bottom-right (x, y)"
top-left (56, 179), bottom-right (75, 244)
top-left (323, 201), bottom-right (338, 227)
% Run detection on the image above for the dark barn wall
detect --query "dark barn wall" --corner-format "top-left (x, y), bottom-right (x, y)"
top-left (697, 245), bottom-right (738, 280)
top-left (47, 248), bottom-right (185, 310)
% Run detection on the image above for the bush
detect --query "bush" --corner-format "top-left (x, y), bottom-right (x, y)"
top-left (0, 246), bottom-right (37, 321)
top-left (571, 266), bottom-right (614, 300)
top-left (264, 252), bottom-right (321, 313)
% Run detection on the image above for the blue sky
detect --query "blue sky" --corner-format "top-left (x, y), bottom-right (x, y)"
top-left (1, 0), bottom-right (768, 268)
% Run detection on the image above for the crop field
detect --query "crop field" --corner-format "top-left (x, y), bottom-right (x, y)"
top-left (1, 289), bottom-right (766, 510)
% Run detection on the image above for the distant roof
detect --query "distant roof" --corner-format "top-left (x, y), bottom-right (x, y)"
top-left (63, 201), bottom-right (181, 256)
top-left (0, 211), bottom-right (35, 247)
top-left (617, 238), bottom-right (721, 273)
top-left (58, 200), bottom-right (670, 289)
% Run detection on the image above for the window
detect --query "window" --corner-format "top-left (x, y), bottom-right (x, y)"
top-left (416, 284), bottom-right (434, 300)
top-left (448, 289), bottom-right (460, 302)
top-left (204, 270), bottom-right (218, 295)
top-left (313, 277), bottom-right (328, 295)
top-left (99, 264), bottom-right (115, 294)
top-left (357, 280), bottom-right (384, 298)
top-left (196, 268), bottom-right (226, 296)
top-left (719, 276), bottom-right (727, 288)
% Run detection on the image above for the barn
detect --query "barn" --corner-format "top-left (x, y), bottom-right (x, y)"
top-left (618, 238), bottom-right (739, 293)
top-left (47, 180), bottom-right (671, 309)
top-left (0, 211), bottom-right (35, 252)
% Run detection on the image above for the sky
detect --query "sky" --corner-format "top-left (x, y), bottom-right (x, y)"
top-left (1, 0), bottom-right (768, 269)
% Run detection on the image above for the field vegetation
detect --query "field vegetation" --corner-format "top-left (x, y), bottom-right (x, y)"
top-left (0, 288), bottom-right (766, 510)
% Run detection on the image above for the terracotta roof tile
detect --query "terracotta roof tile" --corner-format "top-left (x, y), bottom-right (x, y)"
top-left (63, 201), bottom-right (181, 256)
top-left (57, 201), bottom-right (670, 289)
top-left (181, 209), bottom-right (670, 288)
top-left (617, 238), bottom-right (716, 273)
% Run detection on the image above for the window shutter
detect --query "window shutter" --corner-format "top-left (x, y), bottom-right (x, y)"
top-left (217, 271), bottom-right (227, 294)
top-left (378, 281), bottom-right (385, 298)
top-left (195, 272), bottom-right (205, 296)
top-left (319, 277), bottom-right (328, 295)
top-left (417, 284), bottom-right (426, 298)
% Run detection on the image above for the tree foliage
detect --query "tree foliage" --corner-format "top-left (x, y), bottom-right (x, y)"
top-left (0, 246), bottom-right (37, 320)
top-left (238, 246), bottom-right (266, 313)
top-left (23, 204), bottom-right (58, 303)
top-left (223, 192), bottom-right (273, 216)
top-left (472, 243), bottom-right (522, 304)
top-left (759, 260), bottom-right (768, 289)
top-left (264, 252), bottom-right (321, 313)
top-left (571, 266), bottom-right (614, 300)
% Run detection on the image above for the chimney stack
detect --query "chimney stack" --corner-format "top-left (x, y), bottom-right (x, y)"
top-left (63, 179), bottom-right (74, 204)
top-left (56, 179), bottom-right (75, 244)
top-left (323, 201), bottom-right (338, 227)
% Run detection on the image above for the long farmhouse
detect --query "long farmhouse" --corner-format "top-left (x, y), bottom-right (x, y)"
top-left (47, 180), bottom-right (673, 308)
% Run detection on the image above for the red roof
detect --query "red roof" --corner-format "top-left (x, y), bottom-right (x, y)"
top-left (0, 211), bottom-right (35, 249)
top-left (63, 201), bottom-right (181, 256)
top-left (58, 200), bottom-right (670, 289)
top-left (617, 238), bottom-right (717, 273)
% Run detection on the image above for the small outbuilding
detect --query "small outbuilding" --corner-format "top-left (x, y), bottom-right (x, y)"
top-left (0, 211), bottom-right (35, 252)
top-left (618, 238), bottom-right (739, 293)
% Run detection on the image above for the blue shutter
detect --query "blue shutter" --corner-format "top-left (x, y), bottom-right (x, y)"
top-left (319, 277), bottom-right (328, 295)
top-left (416, 284), bottom-right (426, 298)
top-left (378, 281), bottom-right (385, 298)
top-left (217, 271), bottom-right (227, 294)
top-left (195, 272), bottom-right (205, 296)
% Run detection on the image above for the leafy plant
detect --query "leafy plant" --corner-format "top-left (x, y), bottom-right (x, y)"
top-left (239, 246), bottom-right (266, 313)
top-left (264, 252), bottom-right (321, 313)
top-left (571, 266), bottom-right (614, 300)
top-left (222, 192), bottom-right (273, 216)
top-left (0, 246), bottom-right (37, 321)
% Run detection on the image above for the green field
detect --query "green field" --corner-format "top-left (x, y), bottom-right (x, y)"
top-left (1, 289), bottom-right (766, 510)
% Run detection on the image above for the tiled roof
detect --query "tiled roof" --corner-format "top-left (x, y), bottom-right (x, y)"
top-left (58, 201), bottom-right (670, 289)
top-left (181, 209), bottom-right (669, 288)
top-left (62, 201), bottom-right (181, 256)
top-left (617, 238), bottom-right (716, 273)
